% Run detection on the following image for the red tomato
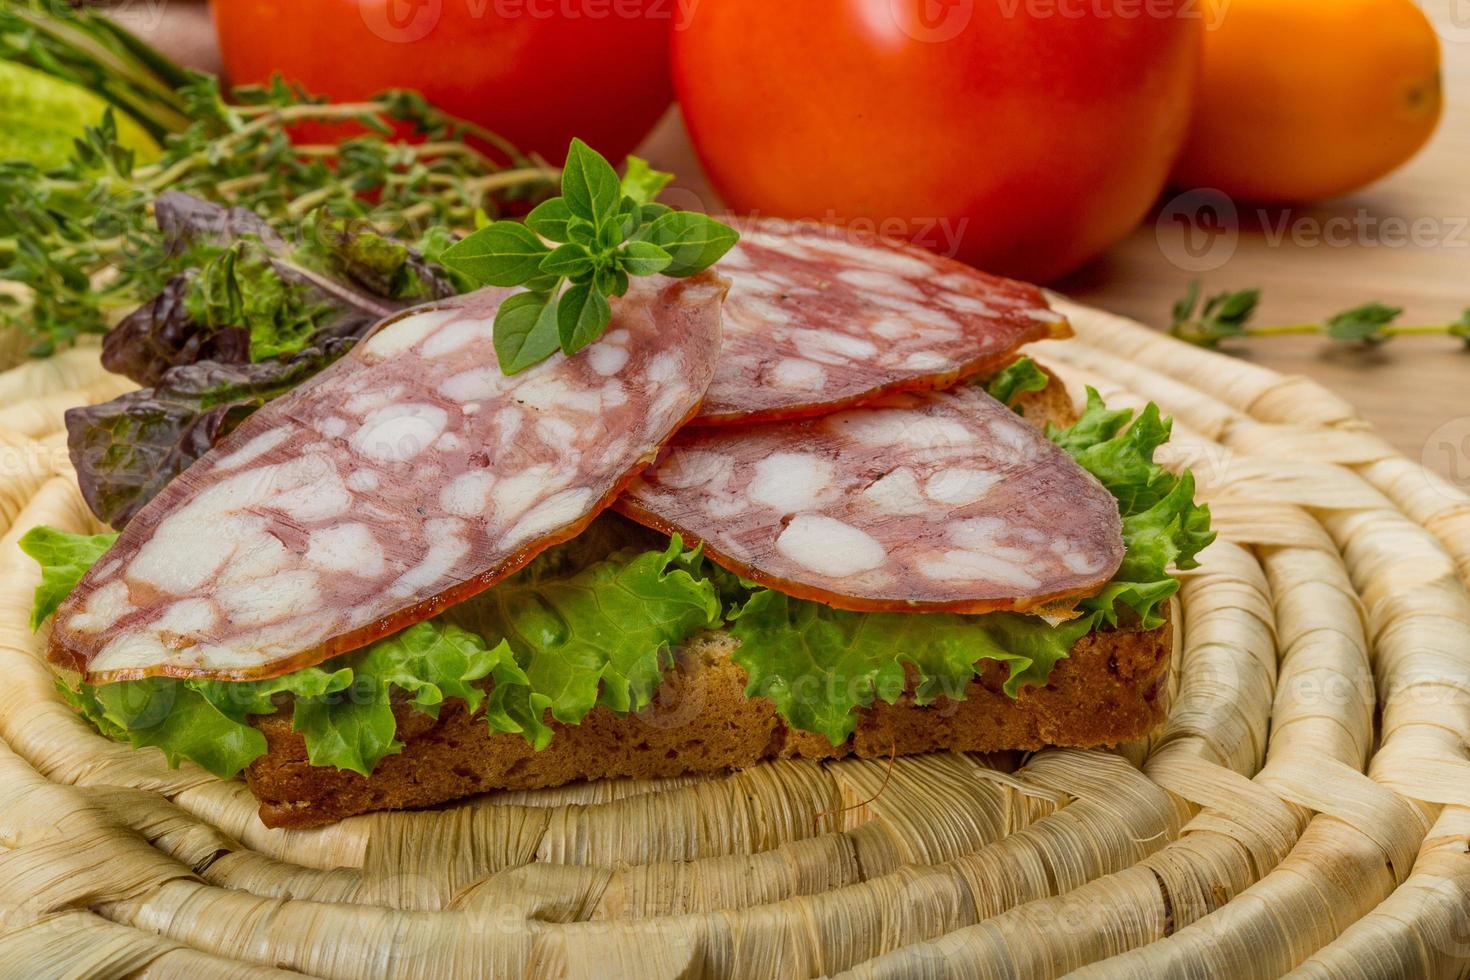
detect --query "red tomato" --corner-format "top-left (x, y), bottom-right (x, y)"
top-left (211, 0), bottom-right (675, 164)
top-left (672, 1), bottom-right (1202, 282)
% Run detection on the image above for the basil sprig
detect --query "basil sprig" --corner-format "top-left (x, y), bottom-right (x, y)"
top-left (441, 139), bottom-right (739, 374)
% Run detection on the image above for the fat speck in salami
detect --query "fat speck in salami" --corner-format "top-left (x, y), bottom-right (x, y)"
top-left (695, 217), bottom-right (1069, 424)
top-left (50, 273), bottom-right (727, 682)
top-left (618, 385), bottom-right (1123, 614)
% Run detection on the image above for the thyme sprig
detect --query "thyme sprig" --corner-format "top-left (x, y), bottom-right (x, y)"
top-left (1169, 281), bottom-right (1470, 351)
top-left (0, 75), bottom-right (558, 355)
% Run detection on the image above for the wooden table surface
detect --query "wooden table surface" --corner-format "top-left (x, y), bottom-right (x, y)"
top-left (136, 2), bottom-right (1470, 482)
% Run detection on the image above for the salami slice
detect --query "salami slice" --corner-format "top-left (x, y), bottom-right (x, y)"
top-left (51, 274), bottom-right (728, 683)
top-left (695, 218), bottom-right (1069, 424)
top-left (617, 386), bottom-right (1123, 615)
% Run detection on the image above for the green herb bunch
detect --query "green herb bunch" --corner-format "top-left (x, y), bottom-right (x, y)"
top-left (1, 75), bottom-right (557, 355)
top-left (1170, 280), bottom-right (1470, 350)
top-left (440, 139), bottom-right (738, 374)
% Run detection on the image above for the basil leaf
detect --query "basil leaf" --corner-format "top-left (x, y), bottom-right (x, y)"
top-left (540, 242), bottom-right (596, 279)
top-left (565, 216), bottom-right (598, 247)
top-left (620, 155), bottom-right (674, 206)
top-left (596, 213), bottom-right (626, 250)
top-left (557, 281), bottom-right (612, 355)
top-left (440, 221), bottom-right (550, 287)
top-left (561, 137), bottom-right (622, 224)
top-left (617, 196), bottom-right (642, 239)
top-left (522, 272), bottom-right (562, 294)
top-left (639, 211), bottom-right (739, 277)
top-left (595, 265), bottom-right (630, 297)
top-left (493, 288), bottom-right (562, 374)
top-left (618, 240), bottom-right (672, 277)
top-left (639, 202), bottom-right (672, 225)
top-left (525, 197), bottom-right (575, 243)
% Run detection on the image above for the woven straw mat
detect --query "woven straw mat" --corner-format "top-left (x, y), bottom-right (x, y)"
top-left (0, 298), bottom-right (1467, 979)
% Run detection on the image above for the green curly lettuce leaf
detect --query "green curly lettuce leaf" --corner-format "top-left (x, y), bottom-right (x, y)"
top-left (285, 622), bottom-right (535, 776)
top-left (984, 356), bottom-right (1049, 411)
top-left (728, 590), bottom-right (1097, 744)
top-left (297, 210), bottom-right (455, 303)
top-left (59, 666), bottom-right (348, 779)
top-left (726, 385), bottom-right (1214, 744)
top-left (184, 240), bottom-right (336, 362)
top-left (17, 526), bottom-right (119, 629)
top-left (1056, 388), bottom-right (1215, 628)
top-left (32, 525), bottom-right (718, 777)
top-left (449, 534), bottom-right (723, 724)
top-left (52, 620), bottom-right (528, 779)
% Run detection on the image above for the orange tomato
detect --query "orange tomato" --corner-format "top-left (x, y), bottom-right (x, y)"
top-left (672, 1), bottom-right (1202, 283)
top-left (1171, 0), bottom-right (1442, 202)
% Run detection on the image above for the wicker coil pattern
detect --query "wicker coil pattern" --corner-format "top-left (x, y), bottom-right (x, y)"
top-left (0, 299), bottom-right (1466, 979)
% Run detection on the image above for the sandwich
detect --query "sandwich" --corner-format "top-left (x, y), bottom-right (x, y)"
top-left (23, 160), bottom-right (1212, 829)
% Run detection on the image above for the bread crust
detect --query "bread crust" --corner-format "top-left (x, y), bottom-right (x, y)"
top-left (247, 618), bottom-right (1171, 828)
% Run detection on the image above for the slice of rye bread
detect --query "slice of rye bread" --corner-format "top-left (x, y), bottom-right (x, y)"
top-left (245, 371), bottom-right (1174, 828)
